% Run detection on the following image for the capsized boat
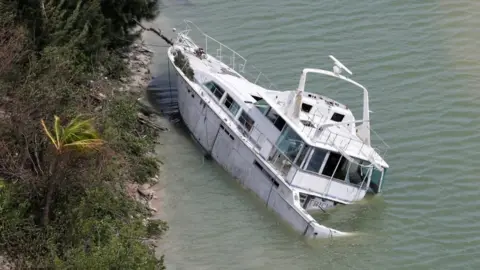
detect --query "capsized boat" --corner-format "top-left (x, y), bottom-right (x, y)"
top-left (166, 20), bottom-right (389, 238)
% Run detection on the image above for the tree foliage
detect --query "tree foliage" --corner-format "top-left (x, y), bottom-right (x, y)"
top-left (41, 115), bottom-right (104, 153)
top-left (4, 0), bottom-right (159, 52)
top-left (0, 0), bottom-right (166, 268)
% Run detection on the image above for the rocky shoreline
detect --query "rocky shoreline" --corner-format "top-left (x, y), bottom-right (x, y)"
top-left (121, 36), bottom-right (169, 220)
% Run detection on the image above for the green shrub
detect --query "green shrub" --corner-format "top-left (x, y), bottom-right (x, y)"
top-left (0, 0), bottom-right (167, 267)
top-left (174, 50), bottom-right (195, 81)
top-left (133, 156), bottom-right (159, 184)
top-left (0, 181), bottom-right (167, 268)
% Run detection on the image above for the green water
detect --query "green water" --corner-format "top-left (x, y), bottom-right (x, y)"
top-left (148, 0), bottom-right (480, 269)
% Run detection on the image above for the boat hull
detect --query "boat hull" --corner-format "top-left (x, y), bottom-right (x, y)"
top-left (168, 53), bottom-right (352, 238)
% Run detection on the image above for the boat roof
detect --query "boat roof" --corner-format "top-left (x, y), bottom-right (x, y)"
top-left (215, 73), bottom-right (263, 103)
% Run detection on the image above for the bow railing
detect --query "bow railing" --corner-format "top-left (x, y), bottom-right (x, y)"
top-left (175, 20), bottom-right (278, 90)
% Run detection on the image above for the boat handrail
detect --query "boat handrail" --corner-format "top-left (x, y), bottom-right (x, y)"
top-left (176, 20), bottom-right (278, 90)
top-left (315, 127), bottom-right (389, 164)
top-left (299, 108), bottom-right (328, 137)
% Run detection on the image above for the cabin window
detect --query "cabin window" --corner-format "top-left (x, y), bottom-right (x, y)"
top-left (331, 112), bottom-right (344, 122)
top-left (378, 168), bottom-right (387, 192)
top-left (301, 103), bottom-right (313, 113)
top-left (295, 145), bottom-right (310, 167)
top-left (238, 110), bottom-right (254, 132)
top-left (333, 156), bottom-right (349, 181)
top-left (347, 159), bottom-right (370, 185)
top-left (254, 98), bottom-right (287, 131)
top-left (204, 81), bottom-right (225, 100)
top-left (254, 98), bottom-right (270, 115)
top-left (266, 109), bottom-right (286, 131)
top-left (370, 167), bottom-right (384, 193)
top-left (322, 152), bottom-right (348, 180)
top-left (306, 148), bottom-right (328, 173)
top-left (251, 95), bottom-right (262, 101)
top-left (276, 126), bottom-right (304, 161)
top-left (223, 94), bottom-right (240, 116)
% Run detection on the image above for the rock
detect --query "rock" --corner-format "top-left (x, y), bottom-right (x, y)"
top-left (141, 238), bottom-right (158, 249)
top-left (138, 184), bottom-right (154, 199)
top-left (126, 182), bottom-right (139, 200)
top-left (147, 201), bottom-right (157, 212)
top-left (137, 113), bottom-right (169, 131)
top-left (150, 174), bottom-right (160, 183)
top-left (90, 92), bottom-right (107, 102)
top-left (140, 183), bottom-right (151, 190)
top-left (144, 152), bottom-right (156, 159)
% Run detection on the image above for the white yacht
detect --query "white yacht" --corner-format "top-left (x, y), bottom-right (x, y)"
top-left (166, 21), bottom-right (389, 238)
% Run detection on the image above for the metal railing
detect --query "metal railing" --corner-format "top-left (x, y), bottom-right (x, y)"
top-left (233, 118), bottom-right (298, 178)
top-left (299, 108), bottom-right (328, 138)
top-left (175, 20), bottom-right (278, 90)
top-left (314, 126), bottom-right (390, 163)
top-left (295, 103), bottom-right (389, 164)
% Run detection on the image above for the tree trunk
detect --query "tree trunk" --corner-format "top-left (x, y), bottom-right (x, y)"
top-left (42, 180), bottom-right (55, 226)
top-left (41, 0), bottom-right (47, 21)
top-left (42, 155), bottom-right (59, 226)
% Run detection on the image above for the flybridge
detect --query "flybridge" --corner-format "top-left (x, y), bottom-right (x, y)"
top-left (288, 56), bottom-right (371, 145)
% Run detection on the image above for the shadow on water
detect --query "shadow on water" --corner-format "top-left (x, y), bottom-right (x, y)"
top-left (145, 56), bottom-right (180, 116)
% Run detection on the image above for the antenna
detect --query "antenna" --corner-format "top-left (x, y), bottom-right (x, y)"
top-left (329, 55), bottom-right (353, 76)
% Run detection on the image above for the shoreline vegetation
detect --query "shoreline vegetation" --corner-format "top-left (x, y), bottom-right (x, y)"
top-left (0, 0), bottom-right (170, 268)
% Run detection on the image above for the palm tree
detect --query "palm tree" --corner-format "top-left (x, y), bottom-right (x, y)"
top-left (40, 115), bottom-right (104, 225)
